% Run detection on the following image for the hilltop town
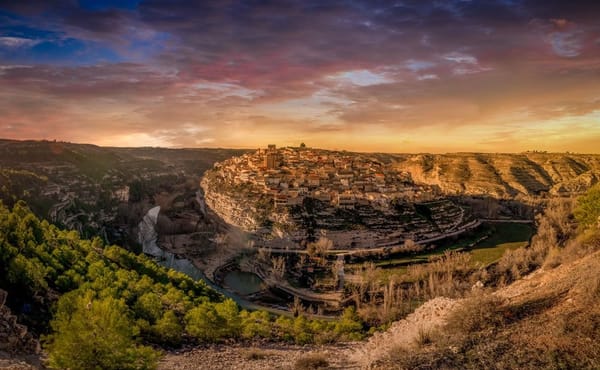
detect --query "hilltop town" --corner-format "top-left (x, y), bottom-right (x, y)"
top-left (209, 144), bottom-right (437, 210)
top-left (201, 145), bottom-right (478, 250)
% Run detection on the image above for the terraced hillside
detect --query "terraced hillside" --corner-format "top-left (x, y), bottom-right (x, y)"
top-left (393, 152), bottom-right (600, 197)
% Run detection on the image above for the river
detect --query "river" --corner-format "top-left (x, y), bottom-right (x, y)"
top-left (137, 206), bottom-right (296, 316)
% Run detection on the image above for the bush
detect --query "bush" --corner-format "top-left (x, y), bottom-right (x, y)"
top-left (574, 184), bottom-right (600, 228)
top-left (241, 310), bottom-right (272, 339)
top-left (243, 348), bottom-right (272, 360)
top-left (294, 353), bottom-right (330, 370)
top-left (184, 304), bottom-right (226, 342)
top-left (333, 307), bottom-right (364, 341)
top-left (445, 294), bottom-right (506, 335)
top-left (153, 310), bottom-right (183, 346)
top-left (415, 326), bottom-right (434, 347)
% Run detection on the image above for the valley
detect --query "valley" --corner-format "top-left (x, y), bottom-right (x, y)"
top-left (2, 140), bottom-right (599, 319)
top-left (1, 139), bottom-right (600, 369)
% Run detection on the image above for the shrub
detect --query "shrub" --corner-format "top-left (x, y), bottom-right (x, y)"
top-left (153, 310), bottom-right (183, 346)
top-left (415, 326), bottom-right (434, 347)
top-left (184, 304), bottom-right (226, 342)
top-left (294, 353), bottom-right (330, 370)
top-left (574, 184), bottom-right (600, 228)
top-left (241, 310), bottom-right (272, 339)
top-left (243, 348), bottom-right (272, 360)
top-left (445, 294), bottom-right (506, 335)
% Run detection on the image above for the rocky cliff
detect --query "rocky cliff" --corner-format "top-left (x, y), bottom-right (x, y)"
top-left (393, 152), bottom-right (600, 198)
top-left (200, 176), bottom-right (260, 232)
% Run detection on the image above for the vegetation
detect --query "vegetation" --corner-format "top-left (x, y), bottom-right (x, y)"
top-left (343, 200), bottom-right (562, 326)
top-left (377, 186), bottom-right (600, 369)
top-left (469, 222), bottom-right (532, 265)
top-left (46, 291), bottom-right (159, 370)
top-left (293, 353), bottom-right (330, 370)
top-left (0, 201), bottom-right (365, 369)
top-left (574, 183), bottom-right (600, 228)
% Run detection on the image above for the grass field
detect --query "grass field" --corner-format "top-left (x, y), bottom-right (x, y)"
top-left (469, 222), bottom-right (533, 265)
top-left (349, 222), bottom-right (534, 277)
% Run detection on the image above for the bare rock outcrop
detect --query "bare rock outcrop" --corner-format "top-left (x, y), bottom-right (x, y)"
top-left (0, 290), bottom-right (40, 362)
top-left (200, 177), bottom-right (259, 231)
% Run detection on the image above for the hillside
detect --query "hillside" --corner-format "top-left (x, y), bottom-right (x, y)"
top-left (0, 202), bottom-right (368, 368)
top-left (159, 220), bottom-right (600, 370)
top-left (393, 152), bottom-right (600, 197)
top-left (363, 245), bottom-right (600, 369)
top-left (199, 148), bottom-right (599, 254)
top-left (157, 246), bottom-right (600, 369)
top-left (159, 185), bottom-right (600, 369)
top-left (0, 139), bottom-right (247, 243)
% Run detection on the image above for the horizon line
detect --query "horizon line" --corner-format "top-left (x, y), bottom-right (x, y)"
top-left (2, 137), bottom-right (599, 156)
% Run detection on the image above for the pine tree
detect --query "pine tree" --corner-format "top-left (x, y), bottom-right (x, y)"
top-left (46, 290), bottom-right (159, 370)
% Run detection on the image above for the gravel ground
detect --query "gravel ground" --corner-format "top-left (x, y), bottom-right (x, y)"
top-left (158, 342), bottom-right (361, 370)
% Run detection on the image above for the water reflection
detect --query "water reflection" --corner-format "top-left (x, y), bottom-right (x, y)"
top-left (223, 271), bottom-right (264, 295)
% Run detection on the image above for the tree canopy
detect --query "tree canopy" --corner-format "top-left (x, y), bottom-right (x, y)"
top-left (0, 201), bottom-right (365, 369)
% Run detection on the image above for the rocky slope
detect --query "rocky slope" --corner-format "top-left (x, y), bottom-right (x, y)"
top-left (0, 290), bottom-right (40, 369)
top-left (200, 152), bottom-right (600, 247)
top-left (361, 247), bottom-right (600, 369)
top-left (350, 297), bottom-right (461, 368)
top-left (393, 152), bottom-right (600, 198)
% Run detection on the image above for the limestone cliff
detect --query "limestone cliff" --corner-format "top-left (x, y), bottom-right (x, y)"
top-left (200, 176), bottom-right (260, 231)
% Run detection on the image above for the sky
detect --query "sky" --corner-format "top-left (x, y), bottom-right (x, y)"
top-left (0, 0), bottom-right (599, 153)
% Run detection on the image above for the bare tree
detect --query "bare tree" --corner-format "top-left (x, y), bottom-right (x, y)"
top-left (290, 295), bottom-right (304, 317)
top-left (271, 256), bottom-right (286, 280)
top-left (307, 236), bottom-right (333, 265)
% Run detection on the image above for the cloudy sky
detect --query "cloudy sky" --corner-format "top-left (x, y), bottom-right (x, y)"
top-left (1, 0), bottom-right (599, 152)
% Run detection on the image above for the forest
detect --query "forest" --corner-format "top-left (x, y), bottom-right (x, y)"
top-left (0, 201), bottom-right (364, 369)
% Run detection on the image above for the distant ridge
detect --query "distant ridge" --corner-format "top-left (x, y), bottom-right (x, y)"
top-left (392, 152), bottom-right (600, 197)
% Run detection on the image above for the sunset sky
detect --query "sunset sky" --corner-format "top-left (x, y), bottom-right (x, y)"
top-left (1, 1), bottom-right (599, 153)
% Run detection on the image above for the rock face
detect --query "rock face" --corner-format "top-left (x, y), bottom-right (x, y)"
top-left (200, 176), bottom-right (259, 231)
top-left (0, 290), bottom-right (40, 357)
top-left (393, 153), bottom-right (600, 198)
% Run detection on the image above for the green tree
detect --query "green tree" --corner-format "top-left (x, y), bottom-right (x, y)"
top-left (135, 292), bottom-right (163, 323)
top-left (7, 254), bottom-right (48, 293)
top-left (334, 307), bottom-right (364, 340)
top-left (215, 299), bottom-right (241, 337)
top-left (46, 290), bottom-right (159, 370)
top-left (293, 315), bottom-right (313, 344)
top-left (184, 303), bottom-right (225, 342)
top-left (241, 310), bottom-right (272, 339)
top-left (574, 184), bottom-right (600, 228)
top-left (153, 310), bottom-right (183, 346)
